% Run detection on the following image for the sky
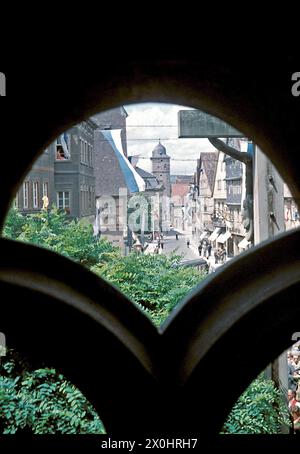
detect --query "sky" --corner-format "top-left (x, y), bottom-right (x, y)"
top-left (124, 103), bottom-right (214, 176)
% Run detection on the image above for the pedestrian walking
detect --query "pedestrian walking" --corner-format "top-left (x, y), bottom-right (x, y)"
top-left (218, 244), bottom-right (226, 264)
top-left (215, 249), bottom-right (219, 264)
top-left (207, 241), bottom-right (212, 257)
top-left (202, 239), bottom-right (208, 258)
top-left (175, 233), bottom-right (179, 240)
top-left (187, 239), bottom-right (190, 248)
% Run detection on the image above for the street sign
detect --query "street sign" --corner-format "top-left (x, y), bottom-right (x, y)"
top-left (178, 110), bottom-right (244, 138)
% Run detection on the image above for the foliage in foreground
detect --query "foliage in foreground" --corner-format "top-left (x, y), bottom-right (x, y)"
top-left (3, 206), bottom-right (119, 268)
top-left (0, 351), bottom-right (105, 434)
top-left (221, 374), bottom-right (291, 434)
top-left (92, 252), bottom-right (207, 325)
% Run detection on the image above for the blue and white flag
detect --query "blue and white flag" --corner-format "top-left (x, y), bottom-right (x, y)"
top-left (100, 129), bottom-right (145, 193)
top-left (60, 132), bottom-right (70, 159)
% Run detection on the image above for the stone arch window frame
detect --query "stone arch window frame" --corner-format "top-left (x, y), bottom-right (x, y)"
top-left (0, 57), bottom-right (299, 439)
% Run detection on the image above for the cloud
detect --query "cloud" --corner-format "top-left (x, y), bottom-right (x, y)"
top-left (124, 103), bottom-right (215, 175)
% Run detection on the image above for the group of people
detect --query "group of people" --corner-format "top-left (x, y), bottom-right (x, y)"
top-left (214, 244), bottom-right (226, 264)
top-left (288, 345), bottom-right (300, 434)
top-left (144, 233), bottom-right (165, 254)
top-left (197, 238), bottom-right (226, 265)
top-left (198, 238), bottom-right (212, 258)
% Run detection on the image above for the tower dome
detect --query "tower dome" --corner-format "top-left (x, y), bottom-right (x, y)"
top-left (152, 140), bottom-right (168, 157)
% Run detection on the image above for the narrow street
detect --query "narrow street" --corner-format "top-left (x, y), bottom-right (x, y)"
top-left (161, 229), bottom-right (199, 260)
top-left (161, 229), bottom-right (227, 273)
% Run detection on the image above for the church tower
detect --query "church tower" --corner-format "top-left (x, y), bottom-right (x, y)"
top-left (150, 141), bottom-right (171, 198)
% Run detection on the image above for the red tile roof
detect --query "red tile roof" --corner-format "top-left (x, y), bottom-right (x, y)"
top-left (171, 182), bottom-right (190, 199)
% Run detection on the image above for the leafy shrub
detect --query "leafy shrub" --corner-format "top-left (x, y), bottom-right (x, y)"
top-left (2, 206), bottom-right (27, 239)
top-left (3, 207), bottom-right (118, 268)
top-left (93, 252), bottom-right (207, 322)
top-left (222, 374), bottom-right (290, 434)
top-left (0, 351), bottom-right (105, 434)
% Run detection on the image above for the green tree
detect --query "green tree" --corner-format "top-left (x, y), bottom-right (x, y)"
top-left (0, 351), bottom-right (105, 434)
top-left (2, 206), bottom-right (27, 239)
top-left (222, 374), bottom-right (290, 434)
top-left (3, 207), bottom-right (118, 269)
top-left (93, 252), bottom-right (207, 325)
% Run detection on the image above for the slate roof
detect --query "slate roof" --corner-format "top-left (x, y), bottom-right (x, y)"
top-left (135, 166), bottom-right (162, 191)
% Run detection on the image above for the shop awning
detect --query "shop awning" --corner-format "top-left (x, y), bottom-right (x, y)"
top-left (208, 227), bottom-right (221, 242)
top-left (199, 231), bottom-right (208, 240)
top-left (238, 237), bottom-right (251, 249)
top-left (217, 231), bottom-right (232, 243)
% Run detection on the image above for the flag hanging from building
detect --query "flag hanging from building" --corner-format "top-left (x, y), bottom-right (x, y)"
top-left (60, 133), bottom-right (70, 159)
top-left (100, 129), bottom-right (145, 193)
